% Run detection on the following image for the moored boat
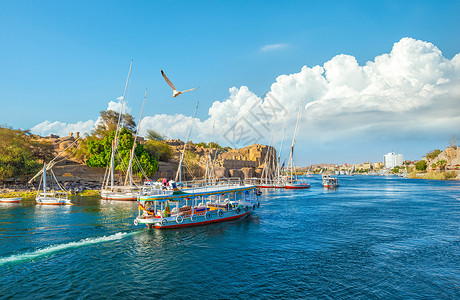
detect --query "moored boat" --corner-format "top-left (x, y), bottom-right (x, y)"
top-left (33, 163), bottom-right (72, 205)
top-left (0, 197), bottom-right (22, 203)
top-left (285, 179), bottom-right (311, 189)
top-left (134, 178), bottom-right (260, 229)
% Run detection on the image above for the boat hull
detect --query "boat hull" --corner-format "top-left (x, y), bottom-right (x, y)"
top-left (285, 184), bottom-right (310, 189)
top-left (0, 197), bottom-right (22, 203)
top-left (137, 203), bottom-right (259, 229)
top-left (101, 192), bottom-right (138, 201)
top-left (36, 199), bottom-right (72, 205)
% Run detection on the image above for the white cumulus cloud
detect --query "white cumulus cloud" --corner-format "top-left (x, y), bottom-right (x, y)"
top-left (31, 97), bottom-right (132, 137)
top-left (32, 37), bottom-right (460, 162)
top-left (140, 37), bottom-right (460, 150)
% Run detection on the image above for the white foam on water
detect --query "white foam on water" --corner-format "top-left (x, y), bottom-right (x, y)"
top-left (0, 232), bottom-right (129, 266)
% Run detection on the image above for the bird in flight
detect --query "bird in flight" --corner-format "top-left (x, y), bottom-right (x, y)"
top-left (161, 69), bottom-right (199, 97)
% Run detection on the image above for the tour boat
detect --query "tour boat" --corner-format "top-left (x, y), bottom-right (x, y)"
top-left (0, 197), bottom-right (22, 203)
top-left (322, 175), bottom-right (339, 189)
top-left (134, 178), bottom-right (260, 229)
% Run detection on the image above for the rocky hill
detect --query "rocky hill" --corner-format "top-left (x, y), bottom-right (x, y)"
top-left (4, 133), bottom-right (276, 193)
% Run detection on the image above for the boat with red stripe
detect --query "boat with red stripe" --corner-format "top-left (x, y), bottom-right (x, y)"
top-left (134, 178), bottom-right (260, 229)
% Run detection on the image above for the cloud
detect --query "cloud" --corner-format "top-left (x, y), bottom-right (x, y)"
top-left (260, 43), bottom-right (289, 52)
top-left (139, 37), bottom-right (460, 149)
top-left (30, 120), bottom-right (96, 137)
top-left (31, 97), bottom-right (132, 137)
top-left (32, 38), bottom-right (460, 159)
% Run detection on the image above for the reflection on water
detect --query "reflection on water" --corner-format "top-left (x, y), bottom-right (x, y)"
top-left (1, 175), bottom-right (459, 298)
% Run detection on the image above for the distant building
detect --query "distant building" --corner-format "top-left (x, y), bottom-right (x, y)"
top-left (383, 152), bottom-right (403, 169)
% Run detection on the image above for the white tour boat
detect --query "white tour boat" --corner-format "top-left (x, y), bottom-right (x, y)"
top-left (322, 174), bottom-right (339, 189)
top-left (134, 178), bottom-right (260, 229)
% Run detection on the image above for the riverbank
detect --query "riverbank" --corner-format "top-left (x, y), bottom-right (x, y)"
top-left (408, 170), bottom-right (459, 180)
top-left (0, 189), bottom-right (100, 198)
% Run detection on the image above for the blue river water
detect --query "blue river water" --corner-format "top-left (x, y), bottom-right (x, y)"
top-left (1, 175), bottom-right (459, 299)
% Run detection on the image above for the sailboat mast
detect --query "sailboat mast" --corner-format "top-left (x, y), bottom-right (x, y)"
top-left (288, 99), bottom-right (304, 181)
top-left (108, 59), bottom-right (133, 190)
top-left (277, 123), bottom-right (286, 178)
top-left (43, 163), bottom-right (47, 193)
top-left (261, 120), bottom-right (276, 183)
top-left (125, 88), bottom-right (147, 186)
top-left (210, 119), bottom-right (227, 182)
top-left (204, 122), bottom-right (215, 183)
top-left (175, 101), bottom-right (199, 182)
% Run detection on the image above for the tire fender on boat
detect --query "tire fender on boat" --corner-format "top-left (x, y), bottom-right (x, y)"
top-left (217, 210), bottom-right (223, 217)
top-left (244, 206), bottom-right (249, 212)
top-left (161, 218), bottom-right (167, 226)
top-left (134, 219), bottom-right (139, 226)
top-left (236, 207), bottom-right (241, 214)
top-left (176, 215), bottom-right (184, 224)
top-left (205, 211), bottom-right (212, 220)
top-left (190, 214), bottom-right (197, 222)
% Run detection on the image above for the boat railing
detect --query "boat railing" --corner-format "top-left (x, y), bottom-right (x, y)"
top-left (180, 177), bottom-right (244, 192)
top-left (37, 191), bottom-right (69, 200)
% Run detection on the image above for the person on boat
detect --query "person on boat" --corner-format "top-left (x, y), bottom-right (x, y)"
top-left (163, 201), bottom-right (171, 217)
top-left (162, 178), bottom-right (167, 186)
top-left (169, 180), bottom-right (177, 190)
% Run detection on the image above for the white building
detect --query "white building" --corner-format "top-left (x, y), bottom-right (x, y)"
top-left (383, 152), bottom-right (403, 169)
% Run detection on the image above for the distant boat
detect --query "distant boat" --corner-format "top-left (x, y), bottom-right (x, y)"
top-left (0, 197), bottom-right (22, 203)
top-left (283, 99), bottom-right (310, 190)
top-left (322, 174), bottom-right (339, 189)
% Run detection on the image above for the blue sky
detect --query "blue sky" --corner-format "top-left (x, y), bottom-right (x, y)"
top-left (1, 0), bottom-right (460, 165)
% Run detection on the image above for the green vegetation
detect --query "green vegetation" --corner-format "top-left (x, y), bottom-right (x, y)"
top-left (195, 142), bottom-right (224, 151)
top-left (144, 140), bottom-right (173, 162)
top-left (92, 110), bottom-right (136, 137)
top-left (0, 127), bottom-right (54, 182)
top-left (421, 171), bottom-right (457, 180)
top-left (78, 190), bottom-right (100, 196)
top-left (392, 166), bottom-right (401, 173)
top-left (145, 129), bottom-right (166, 141)
top-left (436, 159), bottom-right (447, 171)
top-left (183, 150), bottom-right (202, 178)
top-left (86, 127), bottom-right (158, 177)
top-left (426, 149), bottom-right (441, 160)
top-left (415, 160), bottom-right (427, 171)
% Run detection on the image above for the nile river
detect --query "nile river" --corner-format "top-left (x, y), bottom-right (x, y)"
top-left (1, 175), bottom-right (459, 298)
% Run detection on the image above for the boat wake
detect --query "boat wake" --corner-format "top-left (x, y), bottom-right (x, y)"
top-left (0, 231), bottom-right (132, 266)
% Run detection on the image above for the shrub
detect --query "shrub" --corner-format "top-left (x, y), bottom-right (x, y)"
top-left (144, 140), bottom-right (173, 162)
top-left (415, 160), bottom-right (427, 171)
top-left (426, 149), bottom-right (441, 160)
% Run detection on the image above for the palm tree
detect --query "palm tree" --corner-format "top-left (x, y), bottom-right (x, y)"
top-left (437, 159), bottom-right (447, 171)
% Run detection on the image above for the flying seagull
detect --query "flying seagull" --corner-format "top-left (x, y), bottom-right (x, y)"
top-left (161, 69), bottom-right (199, 97)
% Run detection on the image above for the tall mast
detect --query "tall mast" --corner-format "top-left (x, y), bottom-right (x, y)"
top-left (125, 88), bottom-right (147, 186)
top-left (175, 101), bottom-right (199, 182)
top-left (204, 122), bottom-right (215, 183)
top-left (277, 123), bottom-right (286, 178)
top-left (43, 163), bottom-right (47, 193)
top-left (107, 59), bottom-right (133, 190)
top-left (210, 119), bottom-right (227, 182)
top-left (261, 120), bottom-right (276, 184)
top-left (287, 98), bottom-right (303, 181)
